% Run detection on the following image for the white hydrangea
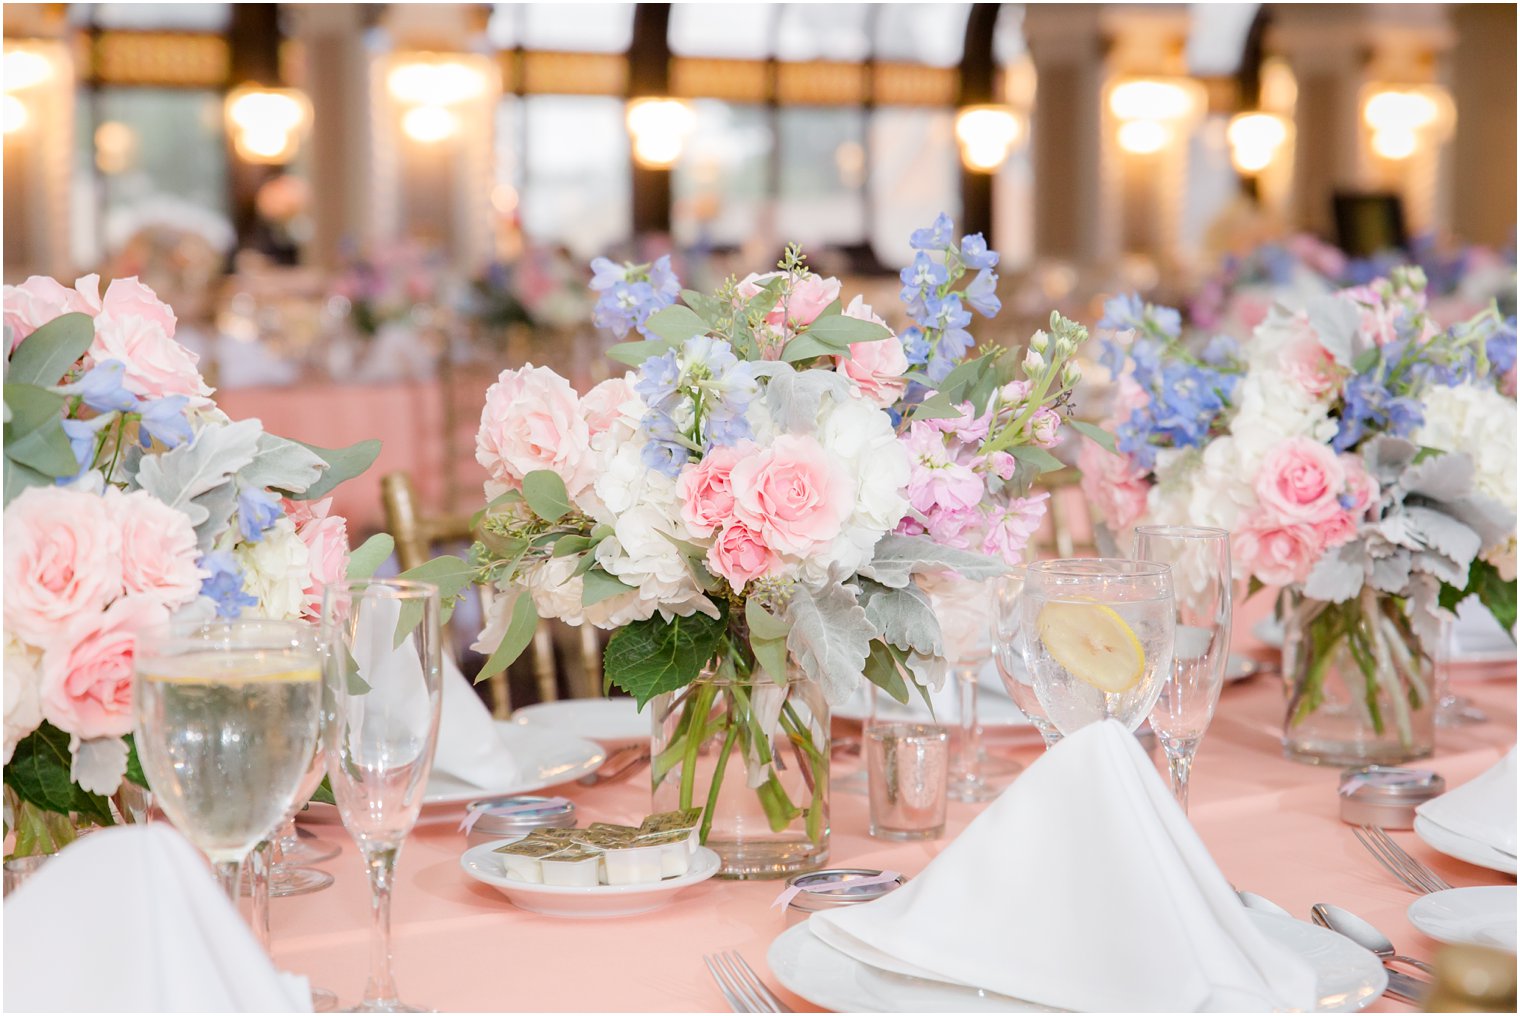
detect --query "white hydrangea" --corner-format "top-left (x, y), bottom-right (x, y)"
top-left (1413, 382), bottom-right (1519, 579)
top-left (4, 634), bottom-right (43, 764)
top-left (595, 503), bottom-right (717, 622)
top-left (234, 518), bottom-right (312, 621)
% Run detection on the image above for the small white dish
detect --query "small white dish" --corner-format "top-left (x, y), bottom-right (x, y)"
top-left (1408, 886), bottom-right (1518, 951)
top-left (424, 721), bottom-right (604, 805)
top-left (1414, 815), bottom-right (1519, 877)
top-left (767, 910), bottom-right (1386, 1012)
top-left (459, 838), bottom-right (720, 918)
top-left (1225, 654), bottom-right (1264, 683)
top-left (510, 698), bottom-right (649, 747)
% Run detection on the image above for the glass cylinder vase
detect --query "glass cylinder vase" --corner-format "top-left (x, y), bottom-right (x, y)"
top-left (650, 662), bottom-right (829, 879)
top-left (1281, 588), bottom-right (1436, 766)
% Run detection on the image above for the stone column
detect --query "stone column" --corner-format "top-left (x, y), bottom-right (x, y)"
top-left (1447, 4), bottom-right (1516, 247)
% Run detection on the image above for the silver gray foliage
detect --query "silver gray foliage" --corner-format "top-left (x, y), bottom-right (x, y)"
top-left (134, 418), bottom-right (262, 549)
top-left (859, 533), bottom-right (1010, 589)
top-left (784, 575), bottom-right (876, 705)
top-left (856, 578), bottom-right (942, 658)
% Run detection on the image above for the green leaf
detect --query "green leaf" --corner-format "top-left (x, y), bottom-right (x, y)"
top-left (551, 535), bottom-right (594, 558)
top-left (6, 722), bottom-right (113, 825)
top-left (309, 774), bottom-right (336, 807)
top-left (3, 457), bottom-right (52, 506)
top-left (746, 277), bottom-right (787, 320)
top-left (394, 554), bottom-right (475, 644)
top-left (751, 633), bottom-right (789, 684)
top-left (863, 640), bottom-right (911, 704)
top-left (908, 392), bottom-right (964, 421)
top-left (582, 566), bottom-right (636, 606)
top-left (744, 598), bottom-right (790, 641)
top-left (346, 533), bottom-right (395, 580)
top-left (780, 333), bottom-right (846, 363)
top-left (7, 312), bottom-right (94, 386)
top-left (287, 438), bottom-right (381, 501)
top-left (1010, 445), bottom-right (1065, 474)
top-left (606, 339), bottom-right (676, 367)
top-left (123, 734), bottom-right (148, 789)
top-left (522, 469), bottom-right (571, 522)
top-left (804, 313), bottom-right (890, 346)
top-left (681, 290), bottom-right (726, 329)
top-left (476, 590), bottom-right (540, 683)
top-left (1441, 559), bottom-right (1517, 638)
top-left (604, 608), bottom-right (728, 708)
top-left (643, 305), bottom-right (710, 344)
top-left (1352, 347), bottom-right (1381, 374)
top-left (5, 418), bottom-right (77, 477)
top-left (4, 382), bottom-right (65, 431)
top-left (1067, 419), bottom-right (1117, 454)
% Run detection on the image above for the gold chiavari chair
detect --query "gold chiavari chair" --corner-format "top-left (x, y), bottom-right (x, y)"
top-left (380, 471), bottom-right (603, 718)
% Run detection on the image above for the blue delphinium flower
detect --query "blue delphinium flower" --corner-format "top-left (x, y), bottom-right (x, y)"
top-left (1487, 316), bottom-right (1517, 376)
top-left (909, 213), bottom-right (955, 251)
top-left (199, 552), bottom-right (258, 618)
top-left (589, 256), bottom-right (680, 340)
top-left (963, 269), bottom-right (1001, 318)
top-left (61, 360), bottom-right (139, 414)
top-left (138, 395), bottom-right (192, 449)
top-left (237, 487), bottom-right (284, 543)
top-left (1098, 293), bottom-right (1180, 339)
top-left (634, 349), bottom-right (681, 407)
top-left (897, 215), bottom-right (1005, 395)
top-left (1335, 372), bottom-right (1424, 451)
top-left (899, 252), bottom-right (949, 319)
top-left (959, 233), bottom-right (999, 271)
top-left (1201, 334), bottom-right (1240, 367)
top-left (646, 255), bottom-right (681, 303)
top-left (60, 414), bottom-right (116, 476)
top-left (900, 326), bottom-right (929, 368)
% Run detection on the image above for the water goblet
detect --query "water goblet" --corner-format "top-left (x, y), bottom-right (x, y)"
top-left (993, 568), bottom-right (1062, 749)
top-left (321, 580), bottom-right (443, 1014)
top-left (1133, 525), bottom-right (1231, 815)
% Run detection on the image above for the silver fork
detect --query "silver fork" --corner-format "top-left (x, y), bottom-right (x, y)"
top-left (1353, 825), bottom-right (1453, 894)
top-left (703, 951), bottom-right (791, 1013)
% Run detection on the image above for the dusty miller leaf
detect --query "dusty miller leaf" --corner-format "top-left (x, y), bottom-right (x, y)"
top-left (1303, 540), bottom-right (1368, 604)
top-left (764, 368), bottom-right (853, 433)
top-left (857, 578), bottom-right (942, 657)
top-left (241, 432), bottom-right (328, 495)
top-left (784, 581), bottom-right (874, 705)
top-left (134, 418), bottom-right (262, 548)
top-left (858, 534), bottom-right (1009, 589)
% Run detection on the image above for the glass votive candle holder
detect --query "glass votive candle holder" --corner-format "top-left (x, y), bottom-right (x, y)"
top-left (866, 723), bottom-right (951, 841)
top-left (4, 854), bottom-right (51, 897)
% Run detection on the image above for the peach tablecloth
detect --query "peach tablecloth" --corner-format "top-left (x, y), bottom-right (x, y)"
top-left (273, 665), bottom-right (1516, 1013)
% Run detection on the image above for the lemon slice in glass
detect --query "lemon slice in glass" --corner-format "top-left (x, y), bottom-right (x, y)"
top-left (1036, 601), bottom-right (1146, 694)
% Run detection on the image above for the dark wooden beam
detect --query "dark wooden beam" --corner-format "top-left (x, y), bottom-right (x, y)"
top-left (227, 3), bottom-right (283, 253)
top-left (629, 3), bottom-right (673, 238)
top-left (957, 4), bottom-right (1000, 242)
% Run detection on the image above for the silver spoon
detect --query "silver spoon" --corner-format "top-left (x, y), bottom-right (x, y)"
top-left (1237, 890), bottom-right (1292, 918)
top-left (1310, 903), bottom-right (1435, 975)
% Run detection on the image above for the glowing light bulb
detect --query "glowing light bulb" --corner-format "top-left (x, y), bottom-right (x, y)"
top-left (1117, 119), bottom-right (1170, 155)
top-left (3, 93), bottom-right (27, 134)
top-left (626, 98), bottom-right (695, 169)
top-left (402, 105), bottom-right (458, 143)
top-left (955, 106), bottom-right (1024, 172)
top-left (1227, 112), bottom-right (1289, 174)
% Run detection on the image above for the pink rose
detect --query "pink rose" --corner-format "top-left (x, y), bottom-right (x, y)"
top-left (1028, 407), bottom-right (1062, 448)
top-left (678, 443), bottom-right (750, 539)
top-left (1314, 510), bottom-right (1358, 549)
top-left (90, 310), bottom-right (212, 404)
top-left (1282, 324), bottom-right (1342, 398)
top-left (99, 277), bottom-right (177, 337)
top-left (730, 434), bottom-right (852, 557)
top-left (736, 271), bottom-right (841, 329)
top-left (40, 594), bottom-right (166, 740)
top-left (982, 492), bottom-right (1050, 565)
top-left (1232, 515), bottom-right (1323, 587)
top-left (476, 365), bottom-right (596, 498)
top-left (705, 521), bottom-right (778, 592)
top-left (581, 375), bottom-right (637, 438)
top-left (1076, 440), bottom-right (1150, 532)
top-left (3, 487), bottom-right (123, 647)
top-left (1340, 454), bottom-right (1379, 516)
top-left (112, 490), bottom-right (205, 610)
top-left (834, 297), bottom-right (908, 408)
top-left (1255, 438), bottom-right (1345, 524)
top-left (4, 274), bottom-right (101, 350)
top-left (284, 497), bottom-right (350, 620)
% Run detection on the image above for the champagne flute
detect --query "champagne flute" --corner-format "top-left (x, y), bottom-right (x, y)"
top-left (134, 618), bottom-right (323, 907)
top-left (321, 580), bottom-right (443, 1014)
top-left (1133, 525), bottom-right (1231, 815)
top-left (993, 568), bottom-right (1063, 749)
top-left (930, 575), bottom-right (1006, 803)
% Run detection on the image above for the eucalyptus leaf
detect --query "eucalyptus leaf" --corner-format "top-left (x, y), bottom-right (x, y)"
top-left (522, 469), bottom-right (571, 522)
top-left (606, 339), bottom-right (675, 367)
top-left (780, 334), bottom-right (846, 363)
top-left (393, 554), bottom-right (476, 645)
top-left (604, 608), bottom-right (728, 708)
top-left (287, 438), bottom-right (381, 501)
top-left (3, 457), bottom-right (52, 505)
top-left (1009, 445), bottom-right (1065, 474)
top-left (551, 535), bottom-right (594, 558)
top-left (643, 305), bottom-right (710, 344)
top-left (803, 313), bottom-right (890, 345)
top-left (1067, 419), bottom-right (1117, 453)
top-left (5, 418), bottom-right (77, 477)
top-left (744, 598), bottom-right (791, 641)
top-left (346, 533), bottom-right (395, 580)
top-left (681, 289), bottom-right (726, 328)
top-left (582, 567), bottom-right (636, 606)
top-left (7, 312), bottom-right (94, 386)
top-left (476, 590), bottom-right (540, 683)
top-left (908, 392), bottom-right (964, 421)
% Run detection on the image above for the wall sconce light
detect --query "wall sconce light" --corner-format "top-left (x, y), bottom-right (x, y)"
top-left (2, 43), bottom-right (56, 139)
top-left (387, 53), bottom-right (490, 145)
top-left (225, 86), bottom-right (311, 164)
top-left (1109, 77), bottom-right (1203, 156)
top-left (3, 93), bottom-right (27, 135)
top-left (1226, 112), bottom-right (1290, 175)
top-left (626, 97), bottom-right (695, 169)
top-left (1362, 84), bottom-right (1453, 162)
top-left (954, 104), bottom-right (1025, 173)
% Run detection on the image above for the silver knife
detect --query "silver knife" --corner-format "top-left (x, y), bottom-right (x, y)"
top-left (1384, 968), bottom-right (1431, 1007)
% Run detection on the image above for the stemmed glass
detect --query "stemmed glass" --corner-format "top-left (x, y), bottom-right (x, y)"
top-left (993, 568), bottom-right (1062, 749)
top-left (1020, 559), bottom-right (1175, 735)
top-left (134, 619), bottom-right (324, 906)
top-left (1133, 526), bottom-right (1231, 814)
top-left (321, 580), bottom-right (443, 1014)
top-left (930, 576), bottom-right (1010, 803)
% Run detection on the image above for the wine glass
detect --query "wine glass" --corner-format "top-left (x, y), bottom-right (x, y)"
top-left (321, 580), bottom-right (443, 1014)
top-left (1020, 559), bottom-right (1174, 736)
top-left (993, 568), bottom-right (1062, 749)
top-left (1133, 526), bottom-right (1231, 815)
top-left (928, 575), bottom-right (1009, 803)
top-left (134, 618), bottom-right (323, 906)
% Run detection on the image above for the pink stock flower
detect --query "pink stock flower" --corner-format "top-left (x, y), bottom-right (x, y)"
top-left (40, 594), bottom-right (167, 741)
top-left (678, 442), bottom-right (750, 539)
top-left (1285, 234), bottom-right (1348, 279)
top-left (3, 487), bottom-right (124, 647)
top-left (1255, 438), bottom-right (1345, 524)
top-left (923, 503), bottom-right (982, 550)
top-left (737, 271), bottom-right (841, 329)
top-left (730, 434), bottom-right (852, 557)
top-left (982, 491), bottom-right (1051, 565)
top-left (705, 521), bottom-right (779, 592)
top-left (284, 497), bottom-right (350, 620)
top-left (1076, 439), bottom-right (1150, 532)
top-left (1340, 286), bottom-right (1405, 347)
top-left (90, 300), bottom-right (211, 404)
top-left (3, 274), bottom-right (101, 350)
top-left (112, 490), bottom-right (205, 611)
top-left (834, 297), bottom-right (908, 407)
top-left (476, 364), bottom-right (596, 498)
top-left (922, 400), bottom-right (993, 446)
top-left (901, 423), bottom-right (985, 515)
top-left (581, 375), bottom-right (637, 438)
top-left (988, 451), bottom-right (1017, 481)
top-left (1028, 407), bottom-right (1062, 448)
top-left (1232, 514), bottom-right (1323, 587)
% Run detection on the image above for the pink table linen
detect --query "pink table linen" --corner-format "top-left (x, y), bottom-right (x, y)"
top-left (273, 668), bottom-right (1516, 1013)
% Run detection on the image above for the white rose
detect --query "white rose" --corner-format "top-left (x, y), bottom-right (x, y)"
top-left (4, 635), bottom-right (43, 763)
top-left (234, 519), bottom-right (312, 621)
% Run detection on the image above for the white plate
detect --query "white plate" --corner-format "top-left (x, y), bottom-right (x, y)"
top-left (1414, 815), bottom-right (1519, 876)
top-left (459, 838), bottom-right (720, 918)
top-left (767, 911), bottom-right (1386, 1012)
top-left (510, 697), bottom-right (649, 746)
top-left (423, 721), bottom-right (604, 805)
top-left (1225, 654), bottom-right (1265, 683)
top-left (1408, 886), bottom-right (1518, 951)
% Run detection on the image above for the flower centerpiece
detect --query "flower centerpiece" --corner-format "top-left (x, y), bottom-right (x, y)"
top-left (2, 275), bottom-right (389, 856)
top-left (453, 222), bottom-right (1095, 876)
top-left (1083, 270), bottom-right (1517, 764)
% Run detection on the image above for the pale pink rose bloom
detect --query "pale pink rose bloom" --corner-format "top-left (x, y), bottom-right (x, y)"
top-left (581, 375), bottom-right (637, 437)
top-left (1340, 454), bottom-right (1379, 516)
top-left (678, 442), bottom-right (751, 539)
top-left (40, 594), bottom-right (167, 741)
top-left (736, 271), bottom-right (842, 329)
top-left (99, 277), bottom-right (178, 337)
top-left (1232, 514), bottom-right (1323, 587)
top-left (3, 487), bottom-right (124, 647)
top-left (1228, 294), bottom-right (1272, 335)
top-left (983, 492), bottom-right (1051, 565)
top-left (1255, 438), bottom-right (1345, 524)
top-left (1282, 326), bottom-right (1342, 398)
top-left (112, 490), bottom-right (205, 610)
top-left (4, 274), bottom-right (102, 350)
top-left (705, 521), bottom-right (779, 592)
top-left (90, 311), bottom-right (212, 404)
top-left (1314, 510), bottom-right (1358, 549)
top-left (1028, 407), bottom-right (1062, 448)
top-left (833, 297), bottom-right (908, 407)
top-left (284, 497), bottom-right (350, 620)
top-left (476, 364), bottom-right (596, 498)
top-left (1076, 439), bottom-right (1150, 532)
top-left (730, 434), bottom-right (853, 557)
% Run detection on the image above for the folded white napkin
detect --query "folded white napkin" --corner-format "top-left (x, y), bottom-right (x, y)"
top-left (432, 654), bottom-right (530, 790)
top-left (3, 825), bottom-right (313, 1012)
top-left (1417, 747), bottom-right (1518, 854)
top-left (811, 720), bottom-right (1318, 1012)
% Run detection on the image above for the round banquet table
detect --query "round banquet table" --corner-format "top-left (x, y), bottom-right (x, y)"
top-left (274, 667), bottom-right (1517, 1013)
